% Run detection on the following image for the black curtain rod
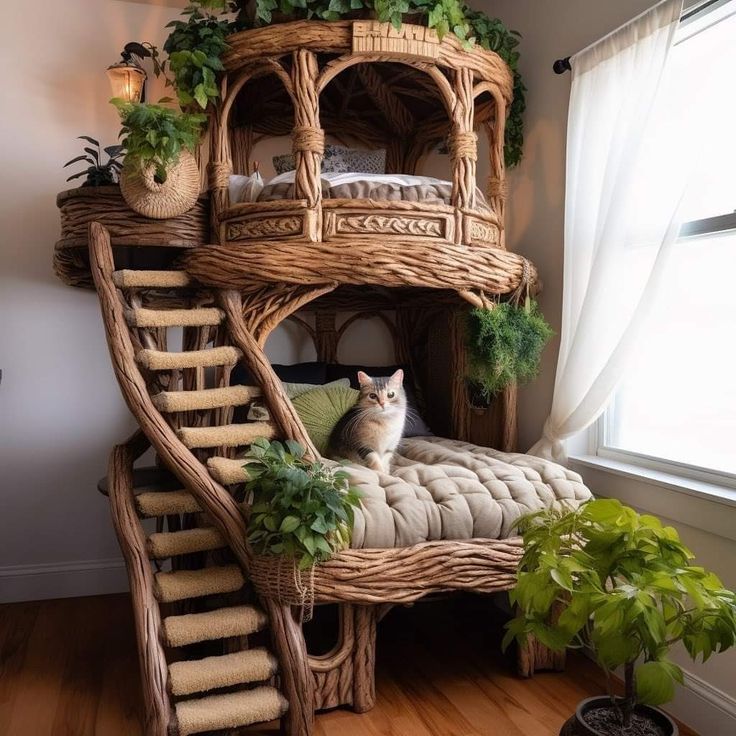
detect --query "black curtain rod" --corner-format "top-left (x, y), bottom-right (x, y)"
top-left (553, 57), bottom-right (572, 74)
top-left (552, 0), bottom-right (726, 74)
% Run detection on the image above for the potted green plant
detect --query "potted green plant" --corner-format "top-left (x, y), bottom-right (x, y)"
top-left (111, 99), bottom-right (206, 218)
top-left (465, 297), bottom-right (553, 407)
top-left (63, 136), bottom-right (124, 187)
top-left (504, 499), bottom-right (736, 736)
top-left (244, 437), bottom-right (361, 570)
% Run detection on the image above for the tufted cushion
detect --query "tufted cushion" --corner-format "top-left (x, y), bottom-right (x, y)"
top-left (346, 436), bottom-right (592, 549)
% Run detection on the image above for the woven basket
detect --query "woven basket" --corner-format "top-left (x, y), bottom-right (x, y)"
top-left (120, 150), bottom-right (200, 219)
top-left (250, 554), bottom-right (316, 618)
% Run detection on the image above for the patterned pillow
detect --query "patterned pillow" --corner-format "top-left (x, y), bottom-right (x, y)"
top-left (272, 145), bottom-right (386, 175)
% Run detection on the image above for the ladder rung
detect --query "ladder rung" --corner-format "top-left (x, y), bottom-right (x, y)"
top-left (178, 422), bottom-right (276, 449)
top-left (125, 307), bottom-right (224, 328)
top-left (113, 270), bottom-right (191, 288)
top-left (152, 386), bottom-right (256, 413)
top-left (137, 346), bottom-right (241, 371)
top-left (147, 527), bottom-right (224, 558)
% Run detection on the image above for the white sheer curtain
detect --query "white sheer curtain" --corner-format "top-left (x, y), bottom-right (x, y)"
top-left (530, 0), bottom-right (687, 462)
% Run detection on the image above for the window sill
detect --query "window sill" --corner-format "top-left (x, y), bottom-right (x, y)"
top-left (569, 454), bottom-right (736, 541)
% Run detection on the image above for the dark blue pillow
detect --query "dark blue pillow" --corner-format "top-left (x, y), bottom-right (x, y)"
top-left (325, 363), bottom-right (433, 437)
top-left (231, 361), bottom-right (327, 387)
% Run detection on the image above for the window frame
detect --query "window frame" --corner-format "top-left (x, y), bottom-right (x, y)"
top-left (595, 215), bottom-right (736, 488)
top-left (592, 0), bottom-right (736, 487)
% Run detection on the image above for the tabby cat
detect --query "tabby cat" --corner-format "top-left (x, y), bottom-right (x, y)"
top-left (327, 370), bottom-right (407, 473)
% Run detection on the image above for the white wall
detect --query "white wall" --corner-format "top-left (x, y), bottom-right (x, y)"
top-left (0, 0), bottom-right (396, 603)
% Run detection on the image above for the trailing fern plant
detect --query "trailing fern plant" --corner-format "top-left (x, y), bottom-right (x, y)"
top-left (111, 100), bottom-right (206, 183)
top-left (465, 298), bottom-right (553, 401)
top-left (63, 136), bottom-right (124, 186)
top-left (244, 438), bottom-right (361, 569)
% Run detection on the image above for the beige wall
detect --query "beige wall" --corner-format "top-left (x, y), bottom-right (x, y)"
top-left (484, 0), bottom-right (656, 451)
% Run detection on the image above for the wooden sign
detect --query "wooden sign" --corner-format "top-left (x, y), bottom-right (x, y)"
top-left (352, 21), bottom-right (441, 62)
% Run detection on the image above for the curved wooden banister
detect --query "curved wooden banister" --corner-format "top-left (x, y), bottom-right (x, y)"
top-left (88, 221), bottom-right (251, 572)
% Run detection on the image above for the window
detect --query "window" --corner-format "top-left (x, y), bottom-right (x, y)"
top-left (597, 0), bottom-right (736, 481)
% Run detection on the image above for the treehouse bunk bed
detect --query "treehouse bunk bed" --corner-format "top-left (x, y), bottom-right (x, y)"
top-left (74, 18), bottom-right (592, 736)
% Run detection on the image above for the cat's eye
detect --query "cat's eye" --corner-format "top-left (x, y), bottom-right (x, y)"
top-left (369, 392), bottom-right (377, 400)
top-left (387, 391), bottom-right (395, 398)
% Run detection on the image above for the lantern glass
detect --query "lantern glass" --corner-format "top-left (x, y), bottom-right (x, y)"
top-left (107, 63), bottom-right (146, 103)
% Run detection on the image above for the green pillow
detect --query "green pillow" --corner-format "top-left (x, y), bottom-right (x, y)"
top-left (291, 385), bottom-right (359, 455)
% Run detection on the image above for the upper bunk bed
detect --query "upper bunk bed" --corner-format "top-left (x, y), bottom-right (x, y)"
top-left (195, 19), bottom-right (526, 290)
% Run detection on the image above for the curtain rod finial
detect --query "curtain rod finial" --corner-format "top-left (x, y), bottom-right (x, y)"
top-left (553, 57), bottom-right (572, 74)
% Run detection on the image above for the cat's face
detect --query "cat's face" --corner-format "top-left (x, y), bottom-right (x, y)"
top-left (356, 370), bottom-right (406, 415)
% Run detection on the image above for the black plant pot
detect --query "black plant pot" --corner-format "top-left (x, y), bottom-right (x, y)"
top-left (560, 697), bottom-right (678, 736)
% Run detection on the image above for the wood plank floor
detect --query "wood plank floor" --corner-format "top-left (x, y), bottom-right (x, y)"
top-left (0, 593), bottom-right (697, 736)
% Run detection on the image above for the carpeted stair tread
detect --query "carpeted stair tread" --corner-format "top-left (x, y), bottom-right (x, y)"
top-left (163, 605), bottom-right (268, 648)
top-left (147, 527), bottom-right (224, 559)
top-left (154, 565), bottom-right (244, 603)
top-left (152, 385), bottom-right (256, 413)
top-left (169, 649), bottom-right (278, 696)
top-left (177, 422), bottom-right (276, 449)
top-left (125, 307), bottom-right (224, 328)
top-left (113, 269), bottom-right (191, 288)
top-left (208, 456), bottom-right (249, 485)
top-left (174, 686), bottom-right (288, 735)
top-left (136, 490), bottom-right (200, 517)
top-left (137, 346), bottom-right (241, 371)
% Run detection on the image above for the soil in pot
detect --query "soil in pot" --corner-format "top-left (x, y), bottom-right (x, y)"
top-left (584, 706), bottom-right (665, 736)
top-left (561, 697), bottom-right (677, 736)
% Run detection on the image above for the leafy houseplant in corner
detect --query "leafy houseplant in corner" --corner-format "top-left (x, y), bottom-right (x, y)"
top-left (111, 99), bottom-right (206, 219)
top-left (504, 499), bottom-right (736, 736)
top-left (63, 136), bottom-right (124, 187)
top-left (244, 438), bottom-right (361, 610)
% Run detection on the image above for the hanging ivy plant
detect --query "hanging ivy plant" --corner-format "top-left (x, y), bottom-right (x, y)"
top-left (161, 1), bottom-right (243, 110)
top-left (155, 1), bottom-right (526, 165)
top-left (465, 299), bottom-right (553, 402)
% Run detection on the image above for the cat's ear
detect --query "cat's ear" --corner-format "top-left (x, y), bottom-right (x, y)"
top-left (389, 369), bottom-right (404, 386)
top-left (357, 371), bottom-right (372, 387)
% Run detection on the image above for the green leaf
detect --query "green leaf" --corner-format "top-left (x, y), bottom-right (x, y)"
top-left (279, 515), bottom-right (301, 534)
top-left (636, 660), bottom-right (678, 706)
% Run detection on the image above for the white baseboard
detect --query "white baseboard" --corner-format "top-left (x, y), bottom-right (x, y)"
top-left (0, 557), bottom-right (130, 604)
top-left (667, 669), bottom-right (736, 735)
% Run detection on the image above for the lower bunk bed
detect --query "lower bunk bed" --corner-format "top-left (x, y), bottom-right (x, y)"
top-left (208, 434), bottom-right (593, 726)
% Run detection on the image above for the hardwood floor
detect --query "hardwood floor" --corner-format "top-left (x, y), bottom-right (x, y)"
top-left (0, 593), bottom-right (697, 736)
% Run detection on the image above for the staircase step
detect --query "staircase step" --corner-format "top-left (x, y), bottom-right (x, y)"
top-left (147, 527), bottom-right (224, 559)
top-left (169, 649), bottom-right (278, 696)
top-left (125, 307), bottom-right (224, 328)
top-left (136, 490), bottom-right (200, 517)
top-left (113, 269), bottom-right (191, 289)
top-left (137, 346), bottom-right (241, 371)
top-left (178, 422), bottom-right (276, 449)
top-left (154, 565), bottom-right (244, 603)
top-left (208, 457), bottom-right (249, 485)
top-left (152, 385), bottom-right (255, 413)
top-left (174, 686), bottom-right (288, 735)
top-left (163, 605), bottom-right (268, 648)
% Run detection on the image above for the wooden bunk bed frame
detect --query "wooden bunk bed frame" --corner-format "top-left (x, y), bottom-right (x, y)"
top-left (74, 19), bottom-right (565, 736)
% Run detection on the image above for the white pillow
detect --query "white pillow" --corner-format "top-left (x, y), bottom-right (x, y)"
top-left (228, 171), bottom-right (264, 205)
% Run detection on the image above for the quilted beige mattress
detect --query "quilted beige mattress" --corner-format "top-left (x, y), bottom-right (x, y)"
top-left (345, 437), bottom-right (592, 549)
